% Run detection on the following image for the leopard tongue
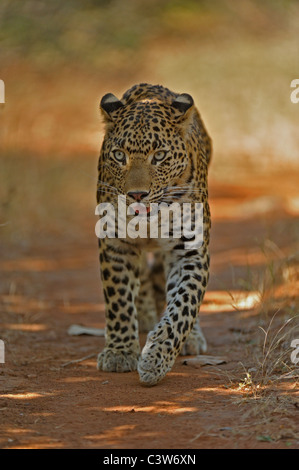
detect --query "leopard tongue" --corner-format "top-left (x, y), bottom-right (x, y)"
top-left (132, 204), bottom-right (151, 215)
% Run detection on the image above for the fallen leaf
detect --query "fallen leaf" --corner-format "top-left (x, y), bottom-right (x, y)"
top-left (182, 355), bottom-right (227, 368)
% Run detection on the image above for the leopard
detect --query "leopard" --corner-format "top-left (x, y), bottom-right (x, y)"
top-left (96, 83), bottom-right (212, 386)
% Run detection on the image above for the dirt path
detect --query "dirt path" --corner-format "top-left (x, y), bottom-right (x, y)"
top-left (0, 173), bottom-right (298, 449)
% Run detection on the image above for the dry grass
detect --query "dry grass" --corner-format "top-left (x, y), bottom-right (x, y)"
top-left (228, 307), bottom-right (299, 422)
top-left (221, 241), bottom-right (299, 422)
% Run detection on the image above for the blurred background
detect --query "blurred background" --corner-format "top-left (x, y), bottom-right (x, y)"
top-left (0, 1), bottom-right (299, 448)
top-left (0, 0), bottom-right (298, 246)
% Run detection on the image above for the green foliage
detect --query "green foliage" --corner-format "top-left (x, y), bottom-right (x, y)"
top-left (0, 0), bottom-right (295, 69)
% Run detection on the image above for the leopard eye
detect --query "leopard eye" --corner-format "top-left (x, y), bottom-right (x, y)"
top-left (152, 150), bottom-right (167, 164)
top-left (155, 151), bottom-right (166, 160)
top-left (113, 150), bottom-right (126, 164)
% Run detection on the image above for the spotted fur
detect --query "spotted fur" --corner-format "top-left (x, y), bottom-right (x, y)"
top-left (96, 83), bottom-right (211, 385)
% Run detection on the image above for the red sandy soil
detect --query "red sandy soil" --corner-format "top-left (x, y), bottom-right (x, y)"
top-left (0, 170), bottom-right (298, 449)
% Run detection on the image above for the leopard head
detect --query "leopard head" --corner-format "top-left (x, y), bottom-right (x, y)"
top-left (98, 84), bottom-right (204, 207)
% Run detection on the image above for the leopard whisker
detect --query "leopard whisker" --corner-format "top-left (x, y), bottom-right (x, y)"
top-left (97, 189), bottom-right (120, 196)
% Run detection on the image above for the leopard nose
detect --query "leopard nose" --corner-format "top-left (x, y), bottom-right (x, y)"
top-left (127, 191), bottom-right (149, 202)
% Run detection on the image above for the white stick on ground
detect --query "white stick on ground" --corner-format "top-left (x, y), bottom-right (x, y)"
top-left (67, 324), bottom-right (105, 336)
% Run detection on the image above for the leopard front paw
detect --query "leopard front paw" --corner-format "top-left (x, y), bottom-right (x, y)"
top-left (138, 353), bottom-right (172, 386)
top-left (137, 331), bottom-right (175, 385)
top-left (97, 348), bottom-right (139, 372)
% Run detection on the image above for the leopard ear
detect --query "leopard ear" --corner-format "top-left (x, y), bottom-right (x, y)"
top-left (171, 93), bottom-right (194, 115)
top-left (100, 93), bottom-right (124, 121)
top-left (171, 93), bottom-right (196, 137)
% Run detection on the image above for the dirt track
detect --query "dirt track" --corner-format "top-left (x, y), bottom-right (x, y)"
top-left (0, 172), bottom-right (298, 449)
